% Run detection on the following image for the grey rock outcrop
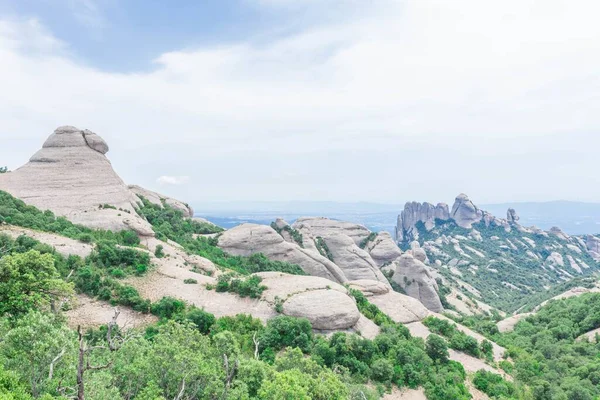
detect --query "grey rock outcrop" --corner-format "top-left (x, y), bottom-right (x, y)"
top-left (450, 193), bottom-right (483, 229)
top-left (507, 208), bottom-right (519, 224)
top-left (129, 185), bottom-right (194, 217)
top-left (392, 253), bottom-right (443, 312)
top-left (0, 126), bottom-right (154, 235)
top-left (217, 224), bottom-right (347, 282)
top-left (585, 235), bottom-right (600, 261)
top-left (292, 217), bottom-right (371, 246)
top-left (396, 202), bottom-right (449, 242)
top-left (366, 231), bottom-right (403, 266)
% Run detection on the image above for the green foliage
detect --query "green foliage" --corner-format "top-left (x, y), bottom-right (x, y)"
top-left (426, 334), bottom-right (450, 364)
top-left (412, 217), bottom-right (600, 312)
top-left (184, 307), bottom-right (215, 334)
top-left (183, 278), bottom-right (197, 284)
top-left (348, 288), bottom-right (395, 326)
top-left (495, 293), bottom-right (600, 399)
top-left (259, 316), bottom-right (314, 355)
top-left (270, 222), bottom-right (304, 247)
top-left (423, 316), bottom-right (482, 358)
top-left (0, 166), bottom-right (7, 174)
top-left (89, 241), bottom-right (150, 276)
top-left (473, 370), bottom-right (517, 399)
top-left (154, 244), bottom-right (165, 258)
top-left (135, 196), bottom-right (223, 242)
top-left (0, 250), bottom-right (74, 317)
top-left (184, 237), bottom-right (306, 275)
top-left (315, 236), bottom-right (334, 261)
top-left (0, 311), bottom-right (74, 398)
top-left (359, 232), bottom-right (378, 249)
top-left (0, 190), bottom-right (140, 246)
top-left (214, 273), bottom-right (267, 298)
top-left (150, 296), bottom-right (186, 319)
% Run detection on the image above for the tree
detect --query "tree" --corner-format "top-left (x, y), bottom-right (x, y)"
top-left (0, 311), bottom-right (74, 397)
top-left (426, 334), bottom-right (449, 364)
top-left (0, 250), bottom-right (74, 317)
top-left (0, 167), bottom-right (7, 174)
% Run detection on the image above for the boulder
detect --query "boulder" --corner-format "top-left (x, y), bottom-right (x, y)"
top-left (366, 232), bottom-right (403, 266)
top-left (450, 194), bottom-right (483, 229)
top-left (550, 227), bottom-right (569, 240)
top-left (282, 290), bottom-right (361, 330)
top-left (392, 254), bottom-right (443, 312)
top-left (348, 279), bottom-right (390, 296)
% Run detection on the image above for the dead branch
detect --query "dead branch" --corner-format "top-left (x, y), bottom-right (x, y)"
top-left (48, 348), bottom-right (66, 380)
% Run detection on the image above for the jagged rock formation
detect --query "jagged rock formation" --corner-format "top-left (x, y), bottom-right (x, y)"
top-left (507, 208), bottom-right (519, 223)
top-left (450, 194), bottom-right (483, 229)
top-left (391, 252), bottom-right (443, 313)
top-left (394, 193), bottom-right (600, 312)
top-left (396, 202), bottom-right (449, 241)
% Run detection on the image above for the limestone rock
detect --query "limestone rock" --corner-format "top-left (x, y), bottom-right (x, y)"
top-left (550, 227), bottom-right (569, 241)
top-left (366, 232), bottom-right (403, 266)
top-left (0, 126), bottom-right (154, 235)
top-left (217, 224), bottom-right (347, 282)
top-left (396, 202), bottom-right (449, 242)
top-left (450, 194), bottom-right (483, 229)
top-left (546, 252), bottom-right (565, 268)
top-left (392, 254), bottom-right (443, 312)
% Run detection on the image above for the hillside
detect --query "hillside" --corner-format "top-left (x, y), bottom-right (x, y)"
top-left (396, 194), bottom-right (600, 312)
top-left (1, 126), bottom-right (521, 400)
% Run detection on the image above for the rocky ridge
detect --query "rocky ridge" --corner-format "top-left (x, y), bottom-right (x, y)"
top-left (395, 193), bottom-right (600, 312)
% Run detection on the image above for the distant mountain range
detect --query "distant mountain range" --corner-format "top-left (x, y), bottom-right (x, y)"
top-left (193, 200), bottom-right (600, 235)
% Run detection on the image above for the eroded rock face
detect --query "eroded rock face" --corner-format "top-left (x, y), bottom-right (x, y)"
top-left (392, 253), bottom-right (443, 312)
top-left (450, 194), bottom-right (483, 229)
top-left (0, 126), bottom-right (154, 235)
top-left (217, 224), bottom-right (347, 282)
top-left (283, 290), bottom-right (360, 330)
top-left (396, 202), bottom-right (449, 242)
top-left (366, 231), bottom-right (403, 266)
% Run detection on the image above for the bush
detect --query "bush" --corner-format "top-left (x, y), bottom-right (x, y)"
top-left (473, 370), bottom-right (516, 398)
top-left (215, 274), bottom-right (267, 298)
top-left (154, 245), bottom-right (165, 258)
top-left (259, 316), bottom-right (313, 354)
top-left (185, 308), bottom-right (215, 334)
top-left (183, 278), bottom-right (197, 284)
top-left (150, 297), bottom-right (186, 319)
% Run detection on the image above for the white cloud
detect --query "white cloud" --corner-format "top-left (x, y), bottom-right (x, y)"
top-left (1, 0), bottom-right (600, 204)
top-left (157, 176), bottom-right (190, 186)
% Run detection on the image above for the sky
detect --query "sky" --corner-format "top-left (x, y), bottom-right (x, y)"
top-left (0, 0), bottom-right (599, 206)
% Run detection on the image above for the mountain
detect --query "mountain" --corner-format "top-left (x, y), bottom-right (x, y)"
top-left (396, 194), bottom-right (600, 312)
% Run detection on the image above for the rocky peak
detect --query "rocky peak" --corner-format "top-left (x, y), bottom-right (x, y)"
top-left (450, 193), bottom-right (483, 229)
top-left (507, 208), bottom-right (519, 224)
top-left (0, 126), bottom-right (188, 237)
top-left (396, 201), bottom-right (449, 242)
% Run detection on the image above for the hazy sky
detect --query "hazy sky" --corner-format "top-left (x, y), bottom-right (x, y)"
top-left (0, 0), bottom-right (599, 206)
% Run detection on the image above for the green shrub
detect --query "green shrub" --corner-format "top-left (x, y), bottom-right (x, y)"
top-left (150, 296), bottom-right (186, 319)
top-left (154, 244), bottom-right (165, 258)
top-left (183, 278), bottom-right (198, 284)
top-left (184, 307), bottom-right (215, 334)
